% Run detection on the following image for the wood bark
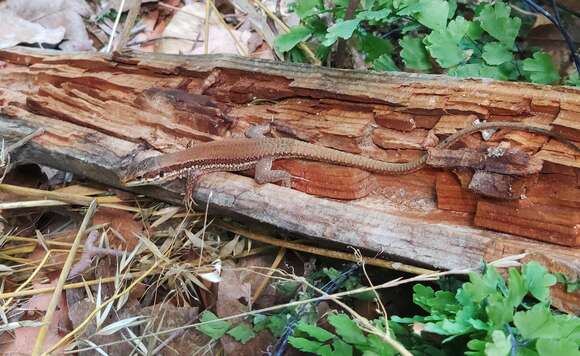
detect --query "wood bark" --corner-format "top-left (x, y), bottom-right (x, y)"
top-left (0, 47), bottom-right (578, 312)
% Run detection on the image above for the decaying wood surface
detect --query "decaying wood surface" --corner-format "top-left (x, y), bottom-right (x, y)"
top-left (0, 47), bottom-right (578, 313)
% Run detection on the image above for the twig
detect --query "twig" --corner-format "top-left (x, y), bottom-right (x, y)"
top-left (251, 247), bottom-right (286, 301)
top-left (68, 230), bottom-right (125, 278)
top-left (106, 0), bottom-right (127, 53)
top-left (217, 221), bottom-right (434, 275)
top-left (251, 0), bottom-right (320, 65)
top-left (0, 251), bottom-right (52, 312)
top-left (32, 199), bottom-right (98, 356)
top-left (115, 0), bottom-right (142, 51)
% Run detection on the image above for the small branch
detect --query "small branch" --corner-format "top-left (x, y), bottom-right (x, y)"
top-left (252, 247), bottom-right (286, 301)
top-left (68, 230), bottom-right (126, 278)
top-left (32, 199), bottom-right (98, 356)
top-left (115, 0), bottom-right (142, 51)
top-left (217, 221), bottom-right (434, 275)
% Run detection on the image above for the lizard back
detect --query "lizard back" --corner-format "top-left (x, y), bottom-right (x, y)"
top-left (125, 137), bottom-right (425, 184)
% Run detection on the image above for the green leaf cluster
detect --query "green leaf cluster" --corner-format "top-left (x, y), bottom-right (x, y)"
top-left (289, 314), bottom-right (397, 356)
top-left (391, 261), bottom-right (579, 355)
top-left (195, 311), bottom-right (256, 344)
top-left (274, 0), bottom-right (570, 85)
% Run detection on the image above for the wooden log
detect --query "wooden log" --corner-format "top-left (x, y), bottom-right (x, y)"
top-left (0, 47), bottom-right (579, 313)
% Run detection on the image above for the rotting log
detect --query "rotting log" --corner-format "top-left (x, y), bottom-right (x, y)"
top-left (0, 47), bottom-right (578, 313)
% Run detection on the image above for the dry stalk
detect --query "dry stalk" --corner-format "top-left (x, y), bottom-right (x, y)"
top-left (0, 251), bottom-right (52, 312)
top-left (115, 0), bottom-right (142, 50)
top-left (0, 183), bottom-right (134, 210)
top-left (208, 0), bottom-right (249, 56)
top-left (217, 221), bottom-right (434, 275)
top-left (251, 247), bottom-right (286, 301)
top-left (45, 261), bottom-right (161, 355)
top-left (251, 0), bottom-right (320, 64)
top-left (106, 0), bottom-right (127, 52)
top-left (32, 199), bottom-right (98, 356)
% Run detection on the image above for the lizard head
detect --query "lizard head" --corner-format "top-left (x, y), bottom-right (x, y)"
top-left (121, 156), bottom-right (171, 187)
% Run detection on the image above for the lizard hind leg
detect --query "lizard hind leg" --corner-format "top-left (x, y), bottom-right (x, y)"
top-left (255, 158), bottom-right (292, 188)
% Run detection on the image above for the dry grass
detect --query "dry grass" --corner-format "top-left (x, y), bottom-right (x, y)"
top-left (0, 177), bottom-right (448, 354)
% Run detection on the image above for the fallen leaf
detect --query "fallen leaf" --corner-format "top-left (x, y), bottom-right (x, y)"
top-left (0, 281), bottom-right (67, 355)
top-left (93, 207), bottom-right (142, 249)
top-left (6, 0), bottom-right (93, 51)
top-left (155, 3), bottom-right (251, 56)
top-left (0, 9), bottom-right (65, 49)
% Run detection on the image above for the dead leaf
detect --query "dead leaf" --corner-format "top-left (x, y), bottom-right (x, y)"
top-left (219, 235), bottom-right (240, 258)
top-left (0, 281), bottom-right (67, 355)
top-left (93, 207), bottom-right (142, 250)
top-left (6, 0), bottom-right (93, 51)
top-left (155, 3), bottom-right (251, 56)
top-left (0, 9), bottom-right (65, 49)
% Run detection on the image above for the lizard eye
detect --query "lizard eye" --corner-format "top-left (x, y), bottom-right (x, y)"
top-left (159, 171), bottom-right (165, 178)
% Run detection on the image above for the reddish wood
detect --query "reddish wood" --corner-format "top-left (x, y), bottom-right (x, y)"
top-left (475, 200), bottom-right (579, 247)
top-left (373, 109), bottom-right (416, 131)
top-left (435, 172), bottom-right (478, 212)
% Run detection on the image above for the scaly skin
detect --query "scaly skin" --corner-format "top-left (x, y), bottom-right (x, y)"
top-left (122, 122), bottom-right (579, 187)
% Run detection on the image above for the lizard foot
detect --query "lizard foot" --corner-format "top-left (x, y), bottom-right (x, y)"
top-left (245, 124), bottom-right (272, 139)
top-left (254, 158), bottom-right (293, 188)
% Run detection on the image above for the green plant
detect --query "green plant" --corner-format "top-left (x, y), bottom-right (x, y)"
top-left (195, 261), bottom-right (579, 355)
top-left (390, 261), bottom-right (579, 355)
top-left (274, 0), bottom-right (579, 86)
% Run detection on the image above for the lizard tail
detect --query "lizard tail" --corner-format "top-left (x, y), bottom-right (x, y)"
top-left (288, 139), bottom-right (426, 174)
top-left (288, 121), bottom-right (579, 175)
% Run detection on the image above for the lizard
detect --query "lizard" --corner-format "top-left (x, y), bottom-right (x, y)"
top-left (120, 122), bottom-right (580, 204)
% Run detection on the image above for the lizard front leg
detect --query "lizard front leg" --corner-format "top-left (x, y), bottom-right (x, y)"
top-left (245, 124), bottom-right (272, 139)
top-left (255, 158), bottom-right (292, 188)
top-left (185, 169), bottom-right (213, 209)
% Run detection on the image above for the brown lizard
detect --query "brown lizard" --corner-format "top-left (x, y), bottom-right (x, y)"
top-left (121, 122), bottom-right (579, 202)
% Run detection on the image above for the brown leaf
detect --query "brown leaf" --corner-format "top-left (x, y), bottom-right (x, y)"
top-left (6, 0), bottom-right (93, 51)
top-left (0, 281), bottom-right (67, 355)
top-left (93, 207), bottom-right (143, 250)
top-left (0, 9), bottom-right (65, 49)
